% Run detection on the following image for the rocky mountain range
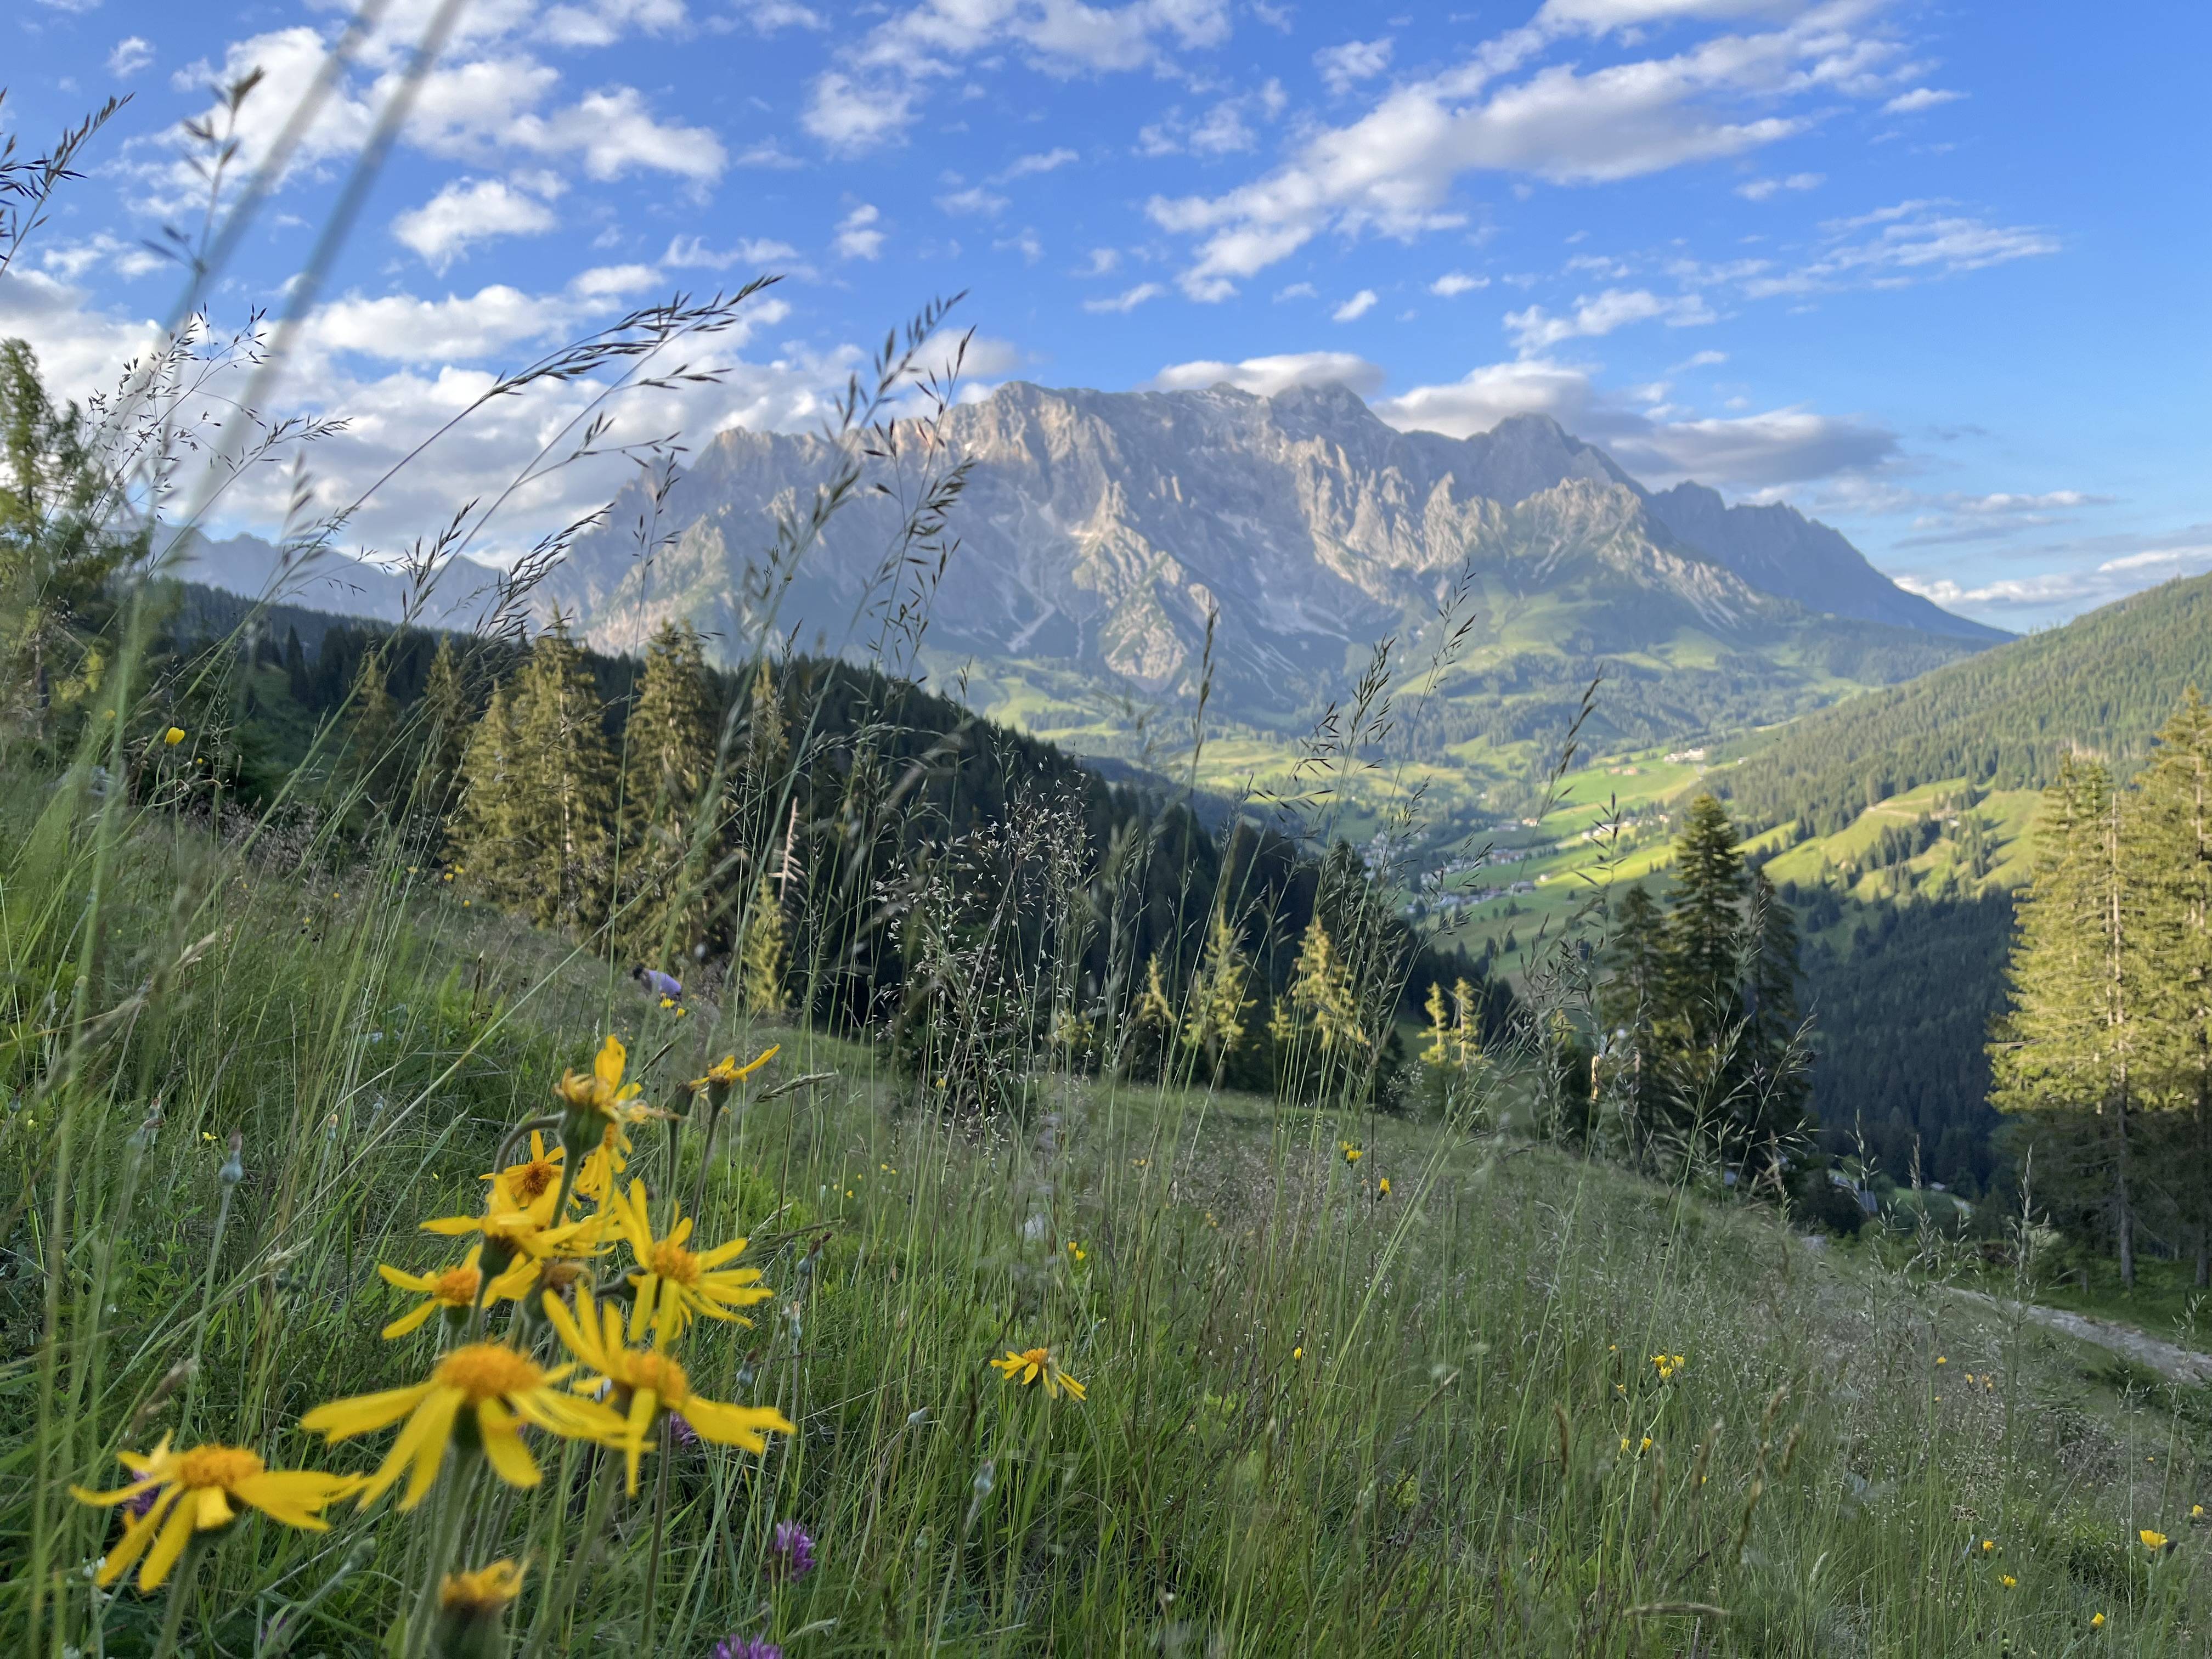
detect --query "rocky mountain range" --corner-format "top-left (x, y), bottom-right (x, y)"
top-left (181, 380), bottom-right (2003, 750)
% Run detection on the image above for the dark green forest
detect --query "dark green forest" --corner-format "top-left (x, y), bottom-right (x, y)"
top-left (1718, 571), bottom-right (2212, 836)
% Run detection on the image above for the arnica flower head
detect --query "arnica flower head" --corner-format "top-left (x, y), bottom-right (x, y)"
top-left (420, 1187), bottom-right (605, 1275)
top-left (692, 1045), bottom-right (780, 1105)
top-left (1651, 1353), bottom-right (1686, 1381)
top-left (1378, 1177), bottom-right (1391, 1199)
top-left (483, 1130), bottom-right (563, 1211)
top-left (2141, 1528), bottom-right (2171, 1552)
top-left (2000, 1575), bottom-right (2017, 1589)
top-left (714, 1638), bottom-right (782, 1659)
top-left (542, 1287), bottom-right (794, 1494)
top-left (433, 1559), bottom-right (526, 1659)
top-left (554, 1035), bottom-right (646, 1157)
top-left (2092, 1612), bottom-right (2107, 1628)
top-left (1339, 1141), bottom-right (1363, 1165)
top-left (376, 1244), bottom-right (538, 1339)
top-left (607, 1179), bottom-right (773, 1346)
top-left (770, 1519), bottom-right (816, 1581)
top-left (70, 1435), bottom-right (359, 1590)
top-left (990, 1345), bottom-right (1087, 1402)
top-left (301, 1340), bottom-right (624, 1509)
top-left (162, 726), bottom-right (186, 746)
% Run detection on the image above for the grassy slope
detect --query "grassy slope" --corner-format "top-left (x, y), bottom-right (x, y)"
top-left (7, 776), bottom-right (2211, 1654)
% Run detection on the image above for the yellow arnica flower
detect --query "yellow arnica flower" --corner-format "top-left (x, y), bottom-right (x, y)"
top-left (2140, 1528), bottom-right (2170, 1551)
top-left (70, 1435), bottom-right (358, 1590)
top-left (990, 1345), bottom-right (1087, 1401)
top-left (1339, 1141), bottom-right (1363, 1164)
top-left (1378, 1177), bottom-right (1391, 1198)
top-left (422, 1186), bottom-right (603, 1265)
top-left (606, 1180), bottom-right (772, 1345)
top-left (691, 1045), bottom-right (780, 1093)
top-left (301, 1341), bottom-right (623, 1509)
top-left (377, 1245), bottom-right (538, 1339)
top-left (484, 1131), bottom-right (565, 1211)
top-left (2091, 1612), bottom-right (2106, 1628)
top-left (1651, 1353), bottom-right (1686, 1381)
top-left (545, 1287), bottom-right (795, 1494)
top-left (574, 1119), bottom-right (633, 1204)
top-left (2000, 1575), bottom-right (2017, 1589)
top-left (556, 1034), bottom-right (644, 1119)
top-left (162, 726), bottom-right (186, 746)
top-left (442, 1559), bottom-right (526, 1613)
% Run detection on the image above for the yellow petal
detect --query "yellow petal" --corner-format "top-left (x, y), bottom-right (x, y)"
top-left (138, 1496), bottom-right (201, 1591)
top-left (380, 1299), bottom-right (443, 1340)
top-left (232, 1471), bottom-right (347, 1530)
top-left (302, 1378), bottom-right (439, 1441)
top-left (682, 1400), bottom-right (795, 1453)
top-left (595, 1035), bottom-right (627, 1089)
top-left (195, 1486), bottom-right (234, 1529)
top-left (95, 1488), bottom-right (179, 1587)
top-left (476, 1403), bottom-right (541, 1491)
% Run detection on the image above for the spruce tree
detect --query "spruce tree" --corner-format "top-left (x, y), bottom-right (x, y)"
top-left (2131, 688), bottom-right (2212, 1282)
top-left (1665, 794), bottom-right (1747, 1044)
top-left (503, 614), bottom-right (617, 936)
top-left (448, 681), bottom-right (518, 892)
top-left (1599, 882), bottom-right (1671, 1144)
top-left (414, 635), bottom-right (473, 812)
top-left (1991, 759), bottom-right (2145, 1283)
top-left (346, 650), bottom-right (399, 799)
top-left (619, 621), bottom-right (720, 964)
top-left (738, 874), bottom-right (789, 1017)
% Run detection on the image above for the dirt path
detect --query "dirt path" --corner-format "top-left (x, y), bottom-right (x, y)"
top-left (1938, 1285), bottom-right (2212, 1384)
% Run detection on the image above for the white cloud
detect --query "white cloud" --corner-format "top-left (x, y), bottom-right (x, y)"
top-left (539, 0), bottom-right (690, 49)
top-left (1430, 271), bottom-right (1489, 296)
top-left (107, 36), bottom-right (154, 77)
top-left (1148, 351), bottom-right (1386, 397)
top-left (1743, 201), bottom-right (2057, 296)
top-left (729, 1), bottom-right (825, 31)
top-left (1504, 287), bottom-right (1714, 351)
top-left (1315, 36), bottom-right (1392, 96)
top-left (936, 184), bottom-right (1010, 217)
top-left (1955, 490), bottom-right (2098, 514)
top-left (1084, 282), bottom-right (1165, 314)
top-left (302, 266), bottom-right (697, 365)
top-left (1370, 353), bottom-right (1895, 488)
top-left (32, 0), bottom-right (104, 12)
top-left (1274, 280), bottom-right (1318, 300)
top-left (1076, 247), bottom-right (1121, 275)
top-left (1675, 348), bottom-right (1728, 367)
top-left (1883, 87), bottom-right (1965, 114)
top-left (392, 177), bottom-right (560, 270)
top-left (1735, 170), bottom-right (1821, 200)
top-left (504, 85), bottom-right (725, 182)
top-left (1000, 146), bottom-right (1079, 178)
top-left (995, 227), bottom-right (1045, 263)
top-left (1332, 288), bottom-right (1379, 321)
top-left (663, 233), bottom-right (800, 268)
top-left (805, 0), bottom-right (1234, 153)
top-left (1896, 543), bottom-right (2212, 618)
top-left (37, 233), bottom-right (166, 281)
top-left (833, 204), bottom-right (884, 261)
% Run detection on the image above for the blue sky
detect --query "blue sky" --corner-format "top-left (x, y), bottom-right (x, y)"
top-left (4, 0), bottom-right (2205, 630)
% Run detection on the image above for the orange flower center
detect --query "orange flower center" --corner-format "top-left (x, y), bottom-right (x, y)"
top-left (649, 1240), bottom-right (701, 1285)
top-left (1014, 1347), bottom-right (1050, 1370)
top-left (435, 1343), bottom-right (545, 1402)
top-left (176, 1445), bottom-right (265, 1489)
top-left (504, 1160), bottom-right (558, 1205)
top-left (539, 1259), bottom-right (589, 1294)
top-left (623, 1349), bottom-right (690, 1404)
top-left (433, 1266), bottom-right (482, 1304)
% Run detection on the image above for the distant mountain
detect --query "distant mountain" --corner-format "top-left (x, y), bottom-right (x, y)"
top-left (540, 381), bottom-right (1999, 751)
top-left (165, 531), bottom-right (503, 632)
top-left (1720, 569), bottom-right (2212, 836)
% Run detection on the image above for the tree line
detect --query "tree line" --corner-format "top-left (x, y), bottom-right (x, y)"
top-left (1991, 689), bottom-right (2212, 1286)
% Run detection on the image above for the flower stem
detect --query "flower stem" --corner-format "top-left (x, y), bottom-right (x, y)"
top-left (148, 1539), bottom-right (203, 1659)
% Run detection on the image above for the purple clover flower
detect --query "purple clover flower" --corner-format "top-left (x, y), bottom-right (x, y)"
top-left (668, 1412), bottom-right (701, 1449)
top-left (713, 1640), bottom-right (781, 1659)
top-left (770, 1520), bottom-right (816, 1581)
top-left (123, 1485), bottom-right (162, 1520)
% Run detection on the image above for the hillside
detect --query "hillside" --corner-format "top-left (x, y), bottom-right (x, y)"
top-left (1718, 571), bottom-right (2212, 836)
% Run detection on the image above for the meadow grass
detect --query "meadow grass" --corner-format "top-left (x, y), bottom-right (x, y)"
top-left (6, 774), bottom-right (2209, 1656)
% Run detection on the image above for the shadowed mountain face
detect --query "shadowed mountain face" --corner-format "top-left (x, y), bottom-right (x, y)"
top-left (541, 380), bottom-right (1999, 731)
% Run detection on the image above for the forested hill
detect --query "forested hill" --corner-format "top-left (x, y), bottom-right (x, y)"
top-left (1719, 572), bottom-right (2212, 835)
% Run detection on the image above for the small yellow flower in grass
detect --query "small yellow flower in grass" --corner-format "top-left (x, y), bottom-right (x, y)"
top-left (1651, 1353), bottom-right (1685, 1381)
top-left (435, 1559), bottom-right (526, 1659)
top-left (1639, 1436), bottom-right (1653, 1453)
top-left (1293, 1346), bottom-right (1304, 1361)
top-left (1339, 1141), bottom-right (1363, 1165)
top-left (376, 1245), bottom-right (537, 1339)
top-left (1936, 1356), bottom-right (1946, 1365)
top-left (545, 1288), bottom-right (794, 1494)
top-left (1378, 1176), bottom-right (1391, 1198)
top-left (692, 1046), bottom-right (780, 1096)
top-left (71, 1435), bottom-right (359, 1591)
top-left (301, 1342), bottom-right (623, 1509)
top-left (162, 726), bottom-right (185, 746)
top-left (2091, 1612), bottom-right (2106, 1628)
top-left (2194, 1504), bottom-right (2207, 1520)
top-left (607, 1180), bottom-right (773, 1345)
top-left (554, 1035), bottom-right (647, 1158)
top-left (1066, 1242), bottom-right (1087, 1262)
top-left (991, 1345), bottom-right (1087, 1401)
top-left (2000, 1575), bottom-right (2016, 1589)
top-left (2140, 1528), bottom-right (2171, 1552)
top-left (1980, 1538), bottom-right (1997, 1554)
top-left (484, 1131), bottom-right (563, 1211)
